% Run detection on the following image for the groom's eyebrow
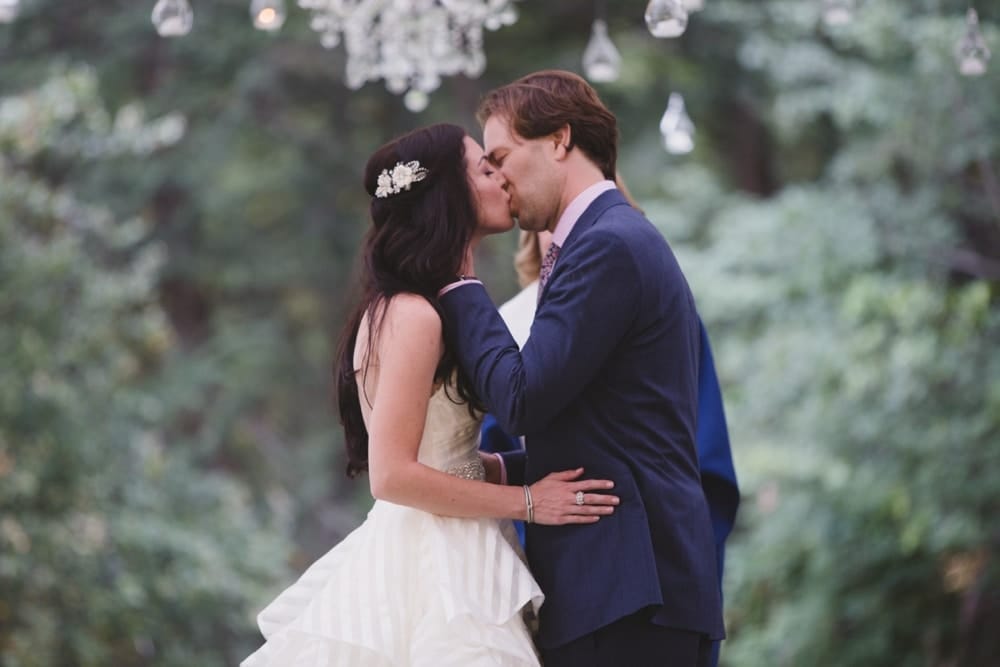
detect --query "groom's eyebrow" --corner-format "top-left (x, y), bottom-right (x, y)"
top-left (483, 152), bottom-right (501, 166)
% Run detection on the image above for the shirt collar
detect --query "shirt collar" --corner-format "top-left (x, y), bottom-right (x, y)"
top-left (551, 180), bottom-right (617, 248)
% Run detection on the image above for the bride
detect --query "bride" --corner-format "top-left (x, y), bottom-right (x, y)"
top-left (242, 123), bottom-right (619, 666)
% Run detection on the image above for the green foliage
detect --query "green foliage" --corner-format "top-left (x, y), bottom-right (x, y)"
top-left (0, 69), bottom-right (290, 667)
top-left (667, 3), bottom-right (1000, 665)
top-left (1, 1), bottom-right (998, 666)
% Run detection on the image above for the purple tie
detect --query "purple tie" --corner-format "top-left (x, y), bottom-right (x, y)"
top-left (538, 242), bottom-right (561, 303)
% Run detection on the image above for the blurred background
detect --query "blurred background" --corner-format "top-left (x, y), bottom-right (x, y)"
top-left (1, 1), bottom-right (998, 665)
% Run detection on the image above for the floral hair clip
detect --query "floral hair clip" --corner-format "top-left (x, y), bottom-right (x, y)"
top-left (375, 160), bottom-right (429, 198)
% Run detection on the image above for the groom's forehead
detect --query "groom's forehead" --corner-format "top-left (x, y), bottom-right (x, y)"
top-left (483, 116), bottom-right (525, 160)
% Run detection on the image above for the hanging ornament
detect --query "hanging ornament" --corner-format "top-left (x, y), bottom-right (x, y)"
top-left (582, 19), bottom-right (622, 83)
top-left (682, 0), bottom-right (704, 12)
top-left (152, 0), bottom-right (193, 37)
top-left (0, 0), bottom-right (20, 24)
top-left (645, 0), bottom-right (688, 39)
top-left (251, 0), bottom-right (286, 32)
top-left (956, 8), bottom-right (991, 77)
top-left (403, 89), bottom-right (430, 113)
top-left (821, 0), bottom-right (854, 27)
top-left (299, 0), bottom-right (518, 98)
top-left (660, 93), bottom-right (695, 155)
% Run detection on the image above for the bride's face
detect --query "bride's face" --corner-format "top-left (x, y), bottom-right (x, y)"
top-left (463, 136), bottom-right (515, 237)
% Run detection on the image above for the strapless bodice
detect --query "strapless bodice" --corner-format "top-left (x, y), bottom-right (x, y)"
top-left (416, 383), bottom-right (485, 480)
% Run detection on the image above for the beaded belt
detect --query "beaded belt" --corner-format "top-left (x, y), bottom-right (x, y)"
top-left (445, 457), bottom-right (486, 481)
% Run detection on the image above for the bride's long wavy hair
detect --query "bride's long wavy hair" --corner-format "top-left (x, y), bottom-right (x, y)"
top-left (336, 123), bottom-right (485, 478)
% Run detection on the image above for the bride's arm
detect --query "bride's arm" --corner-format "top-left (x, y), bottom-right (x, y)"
top-left (366, 294), bottom-right (617, 524)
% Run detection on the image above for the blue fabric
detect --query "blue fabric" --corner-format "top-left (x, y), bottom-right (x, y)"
top-left (694, 319), bottom-right (739, 667)
top-left (443, 189), bottom-right (724, 649)
top-left (479, 414), bottom-right (526, 545)
top-left (479, 319), bottom-right (739, 666)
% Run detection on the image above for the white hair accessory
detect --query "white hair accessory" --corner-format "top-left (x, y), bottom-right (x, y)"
top-left (374, 160), bottom-right (429, 198)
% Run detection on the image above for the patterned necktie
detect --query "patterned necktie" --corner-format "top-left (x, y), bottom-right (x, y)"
top-left (537, 242), bottom-right (561, 303)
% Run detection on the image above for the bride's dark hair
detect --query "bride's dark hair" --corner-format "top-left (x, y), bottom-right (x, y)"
top-left (336, 123), bottom-right (485, 478)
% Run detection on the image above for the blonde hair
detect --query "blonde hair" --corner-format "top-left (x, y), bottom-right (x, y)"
top-left (513, 229), bottom-right (543, 287)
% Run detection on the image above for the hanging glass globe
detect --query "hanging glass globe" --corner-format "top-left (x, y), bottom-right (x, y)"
top-left (682, 0), bottom-right (704, 12)
top-left (645, 0), bottom-right (688, 39)
top-left (582, 19), bottom-right (622, 83)
top-left (660, 93), bottom-right (695, 155)
top-left (821, 0), bottom-right (854, 27)
top-left (0, 0), bottom-right (20, 24)
top-left (956, 8), bottom-right (991, 77)
top-left (152, 0), bottom-right (194, 37)
top-left (251, 0), bottom-right (286, 32)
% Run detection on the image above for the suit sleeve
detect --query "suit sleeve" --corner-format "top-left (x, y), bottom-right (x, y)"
top-left (441, 231), bottom-right (640, 435)
top-left (499, 450), bottom-right (526, 486)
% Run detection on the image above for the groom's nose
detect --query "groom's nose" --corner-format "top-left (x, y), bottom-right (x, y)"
top-left (489, 168), bottom-right (508, 189)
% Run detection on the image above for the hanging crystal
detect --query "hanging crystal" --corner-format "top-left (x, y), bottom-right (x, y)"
top-left (681, 0), bottom-right (704, 12)
top-left (404, 89), bottom-right (430, 113)
top-left (152, 0), bottom-right (193, 37)
top-left (251, 0), bottom-right (286, 32)
top-left (0, 0), bottom-right (20, 24)
top-left (660, 93), bottom-right (695, 155)
top-left (956, 8), bottom-right (991, 77)
top-left (582, 19), bottom-right (622, 83)
top-left (297, 0), bottom-right (520, 98)
top-left (645, 0), bottom-right (688, 39)
top-left (821, 0), bottom-right (853, 27)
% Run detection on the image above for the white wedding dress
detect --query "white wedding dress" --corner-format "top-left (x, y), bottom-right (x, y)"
top-left (241, 380), bottom-right (544, 667)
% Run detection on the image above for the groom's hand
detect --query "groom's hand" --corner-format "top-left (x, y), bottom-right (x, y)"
top-left (479, 450), bottom-right (504, 484)
top-left (530, 468), bottom-right (619, 525)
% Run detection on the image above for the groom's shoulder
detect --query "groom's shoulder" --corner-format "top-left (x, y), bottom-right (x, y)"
top-left (591, 203), bottom-right (667, 249)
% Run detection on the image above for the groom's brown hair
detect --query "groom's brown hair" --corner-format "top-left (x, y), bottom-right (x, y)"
top-left (477, 70), bottom-right (618, 180)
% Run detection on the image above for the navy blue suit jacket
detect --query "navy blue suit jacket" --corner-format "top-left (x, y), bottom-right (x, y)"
top-left (441, 189), bottom-right (725, 649)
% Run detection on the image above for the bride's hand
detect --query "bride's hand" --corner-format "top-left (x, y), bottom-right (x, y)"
top-left (528, 468), bottom-right (619, 525)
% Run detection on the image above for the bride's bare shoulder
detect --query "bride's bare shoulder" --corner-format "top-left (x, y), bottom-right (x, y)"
top-left (381, 293), bottom-right (442, 339)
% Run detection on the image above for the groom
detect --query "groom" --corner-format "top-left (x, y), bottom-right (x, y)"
top-left (439, 70), bottom-right (724, 666)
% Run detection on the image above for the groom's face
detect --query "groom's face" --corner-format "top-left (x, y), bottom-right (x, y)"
top-left (483, 115), bottom-right (563, 233)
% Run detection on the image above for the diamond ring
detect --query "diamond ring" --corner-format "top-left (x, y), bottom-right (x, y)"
top-left (575, 491), bottom-right (585, 506)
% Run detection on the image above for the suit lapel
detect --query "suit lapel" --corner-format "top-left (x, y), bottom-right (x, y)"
top-left (537, 189), bottom-right (631, 305)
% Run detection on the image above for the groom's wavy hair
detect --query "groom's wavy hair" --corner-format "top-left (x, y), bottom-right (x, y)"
top-left (476, 69), bottom-right (618, 180)
top-left (336, 123), bottom-right (485, 479)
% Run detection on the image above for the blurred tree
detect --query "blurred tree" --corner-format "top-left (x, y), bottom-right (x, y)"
top-left (0, 68), bottom-right (290, 667)
top-left (661, 3), bottom-right (1000, 665)
top-left (1, 1), bottom-right (998, 666)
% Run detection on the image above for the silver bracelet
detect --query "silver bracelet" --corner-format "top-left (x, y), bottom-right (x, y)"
top-left (523, 484), bottom-right (534, 524)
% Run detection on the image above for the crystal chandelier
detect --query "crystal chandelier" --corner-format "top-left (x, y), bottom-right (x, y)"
top-left (297, 0), bottom-right (519, 100)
